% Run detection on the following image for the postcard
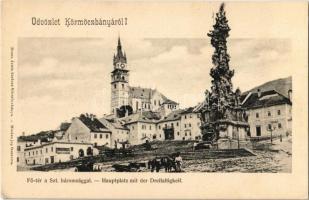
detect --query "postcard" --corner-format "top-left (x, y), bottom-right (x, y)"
top-left (1, 1), bottom-right (308, 199)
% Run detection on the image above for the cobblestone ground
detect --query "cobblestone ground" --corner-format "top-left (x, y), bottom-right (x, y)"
top-left (53, 137), bottom-right (292, 173)
top-left (183, 137), bottom-right (291, 173)
top-left (183, 150), bottom-right (291, 173)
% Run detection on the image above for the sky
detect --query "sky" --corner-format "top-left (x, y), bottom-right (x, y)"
top-left (17, 36), bottom-right (292, 135)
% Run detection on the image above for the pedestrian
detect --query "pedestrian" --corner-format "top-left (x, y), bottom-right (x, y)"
top-left (193, 142), bottom-right (198, 151)
top-left (174, 152), bottom-right (183, 172)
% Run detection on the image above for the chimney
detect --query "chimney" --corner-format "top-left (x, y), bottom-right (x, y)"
top-left (288, 89), bottom-right (292, 102)
top-left (22, 131), bottom-right (25, 136)
top-left (257, 89), bottom-right (261, 98)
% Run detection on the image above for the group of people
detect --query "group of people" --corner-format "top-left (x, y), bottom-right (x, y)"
top-left (148, 152), bottom-right (183, 173)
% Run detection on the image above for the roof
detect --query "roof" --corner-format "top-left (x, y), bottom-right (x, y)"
top-left (162, 99), bottom-right (178, 105)
top-left (181, 107), bottom-right (196, 114)
top-left (193, 101), bottom-right (206, 112)
top-left (120, 111), bottom-right (161, 124)
top-left (18, 130), bottom-right (58, 142)
top-left (59, 122), bottom-right (71, 131)
top-left (100, 118), bottom-right (129, 130)
top-left (78, 115), bottom-right (111, 133)
top-left (24, 141), bottom-right (93, 151)
top-left (129, 86), bottom-right (154, 99)
top-left (242, 76), bottom-right (292, 98)
top-left (242, 90), bottom-right (292, 109)
top-left (129, 86), bottom-right (178, 104)
top-left (159, 109), bottom-right (184, 123)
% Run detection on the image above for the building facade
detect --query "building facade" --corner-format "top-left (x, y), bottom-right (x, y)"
top-left (24, 141), bottom-right (94, 165)
top-left (242, 90), bottom-right (292, 138)
top-left (64, 114), bottom-right (112, 148)
top-left (99, 117), bottom-right (130, 148)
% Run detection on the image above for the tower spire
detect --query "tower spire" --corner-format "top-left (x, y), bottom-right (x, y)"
top-left (118, 36), bottom-right (121, 48)
top-left (117, 36), bottom-right (123, 57)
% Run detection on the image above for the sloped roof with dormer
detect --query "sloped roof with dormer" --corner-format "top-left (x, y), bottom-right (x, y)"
top-left (99, 117), bottom-right (129, 130)
top-left (242, 90), bottom-right (292, 109)
top-left (78, 115), bottom-right (111, 133)
top-left (242, 76), bottom-right (292, 98)
top-left (120, 111), bottom-right (161, 125)
top-left (158, 109), bottom-right (184, 123)
top-left (129, 86), bottom-right (178, 105)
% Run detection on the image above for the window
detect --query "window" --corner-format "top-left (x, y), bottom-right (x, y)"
top-left (268, 124), bottom-right (272, 130)
top-left (165, 124), bottom-right (167, 128)
top-left (189, 123), bottom-right (191, 127)
top-left (148, 104), bottom-right (150, 109)
top-left (149, 125), bottom-right (151, 130)
top-left (114, 84), bottom-right (117, 89)
top-left (70, 147), bottom-right (73, 151)
top-left (190, 115), bottom-right (192, 118)
top-left (159, 135), bottom-right (161, 138)
top-left (159, 100), bottom-right (161, 105)
top-left (278, 123), bottom-right (282, 129)
top-left (17, 157), bottom-right (19, 162)
top-left (94, 134), bottom-right (97, 139)
top-left (256, 113), bottom-right (259, 118)
top-left (46, 148), bottom-right (48, 153)
top-left (51, 147), bottom-right (53, 152)
top-left (177, 132), bottom-right (180, 136)
top-left (17, 146), bottom-right (21, 151)
top-left (184, 124), bottom-right (187, 128)
top-left (106, 134), bottom-right (109, 139)
top-left (136, 101), bottom-right (139, 111)
top-left (100, 134), bottom-right (102, 139)
top-left (154, 100), bottom-right (156, 106)
top-left (176, 122), bottom-right (179, 126)
top-left (122, 84), bottom-right (124, 89)
top-left (29, 152), bottom-right (30, 156)
top-left (268, 111), bottom-right (271, 116)
top-left (171, 123), bottom-right (174, 127)
top-left (277, 110), bottom-right (281, 115)
top-left (256, 126), bottom-right (261, 136)
top-left (36, 150), bottom-right (38, 155)
top-left (32, 151), bottom-right (34, 155)
top-left (185, 133), bottom-right (187, 136)
top-left (40, 150), bottom-right (42, 154)
top-left (158, 125), bottom-right (161, 129)
top-left (185, 115), bottom-right (187, 119)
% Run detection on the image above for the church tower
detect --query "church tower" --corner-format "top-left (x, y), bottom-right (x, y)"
top-left (111, 37), bottom-right (130, 115)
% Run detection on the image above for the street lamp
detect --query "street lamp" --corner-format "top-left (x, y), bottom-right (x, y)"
top-left (267, 120), bottom-right (278, 144)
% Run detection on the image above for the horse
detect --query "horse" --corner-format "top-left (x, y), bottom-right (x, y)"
top-left (160, 156), bottom-right (175, 172)
top-left (148, 158), bottom-right (161, 172)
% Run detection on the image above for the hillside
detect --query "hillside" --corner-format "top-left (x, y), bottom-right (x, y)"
top-left (242, 76), bottom-right (292, 98)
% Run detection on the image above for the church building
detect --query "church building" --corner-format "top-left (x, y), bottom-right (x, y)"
top-left (110, 37), bottom-right (179, 118)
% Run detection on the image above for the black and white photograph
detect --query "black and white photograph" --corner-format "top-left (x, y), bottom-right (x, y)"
top-left (16, 3), bottom-right (293, 173)
top-left (1, 1), bottom-right (307, 199)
